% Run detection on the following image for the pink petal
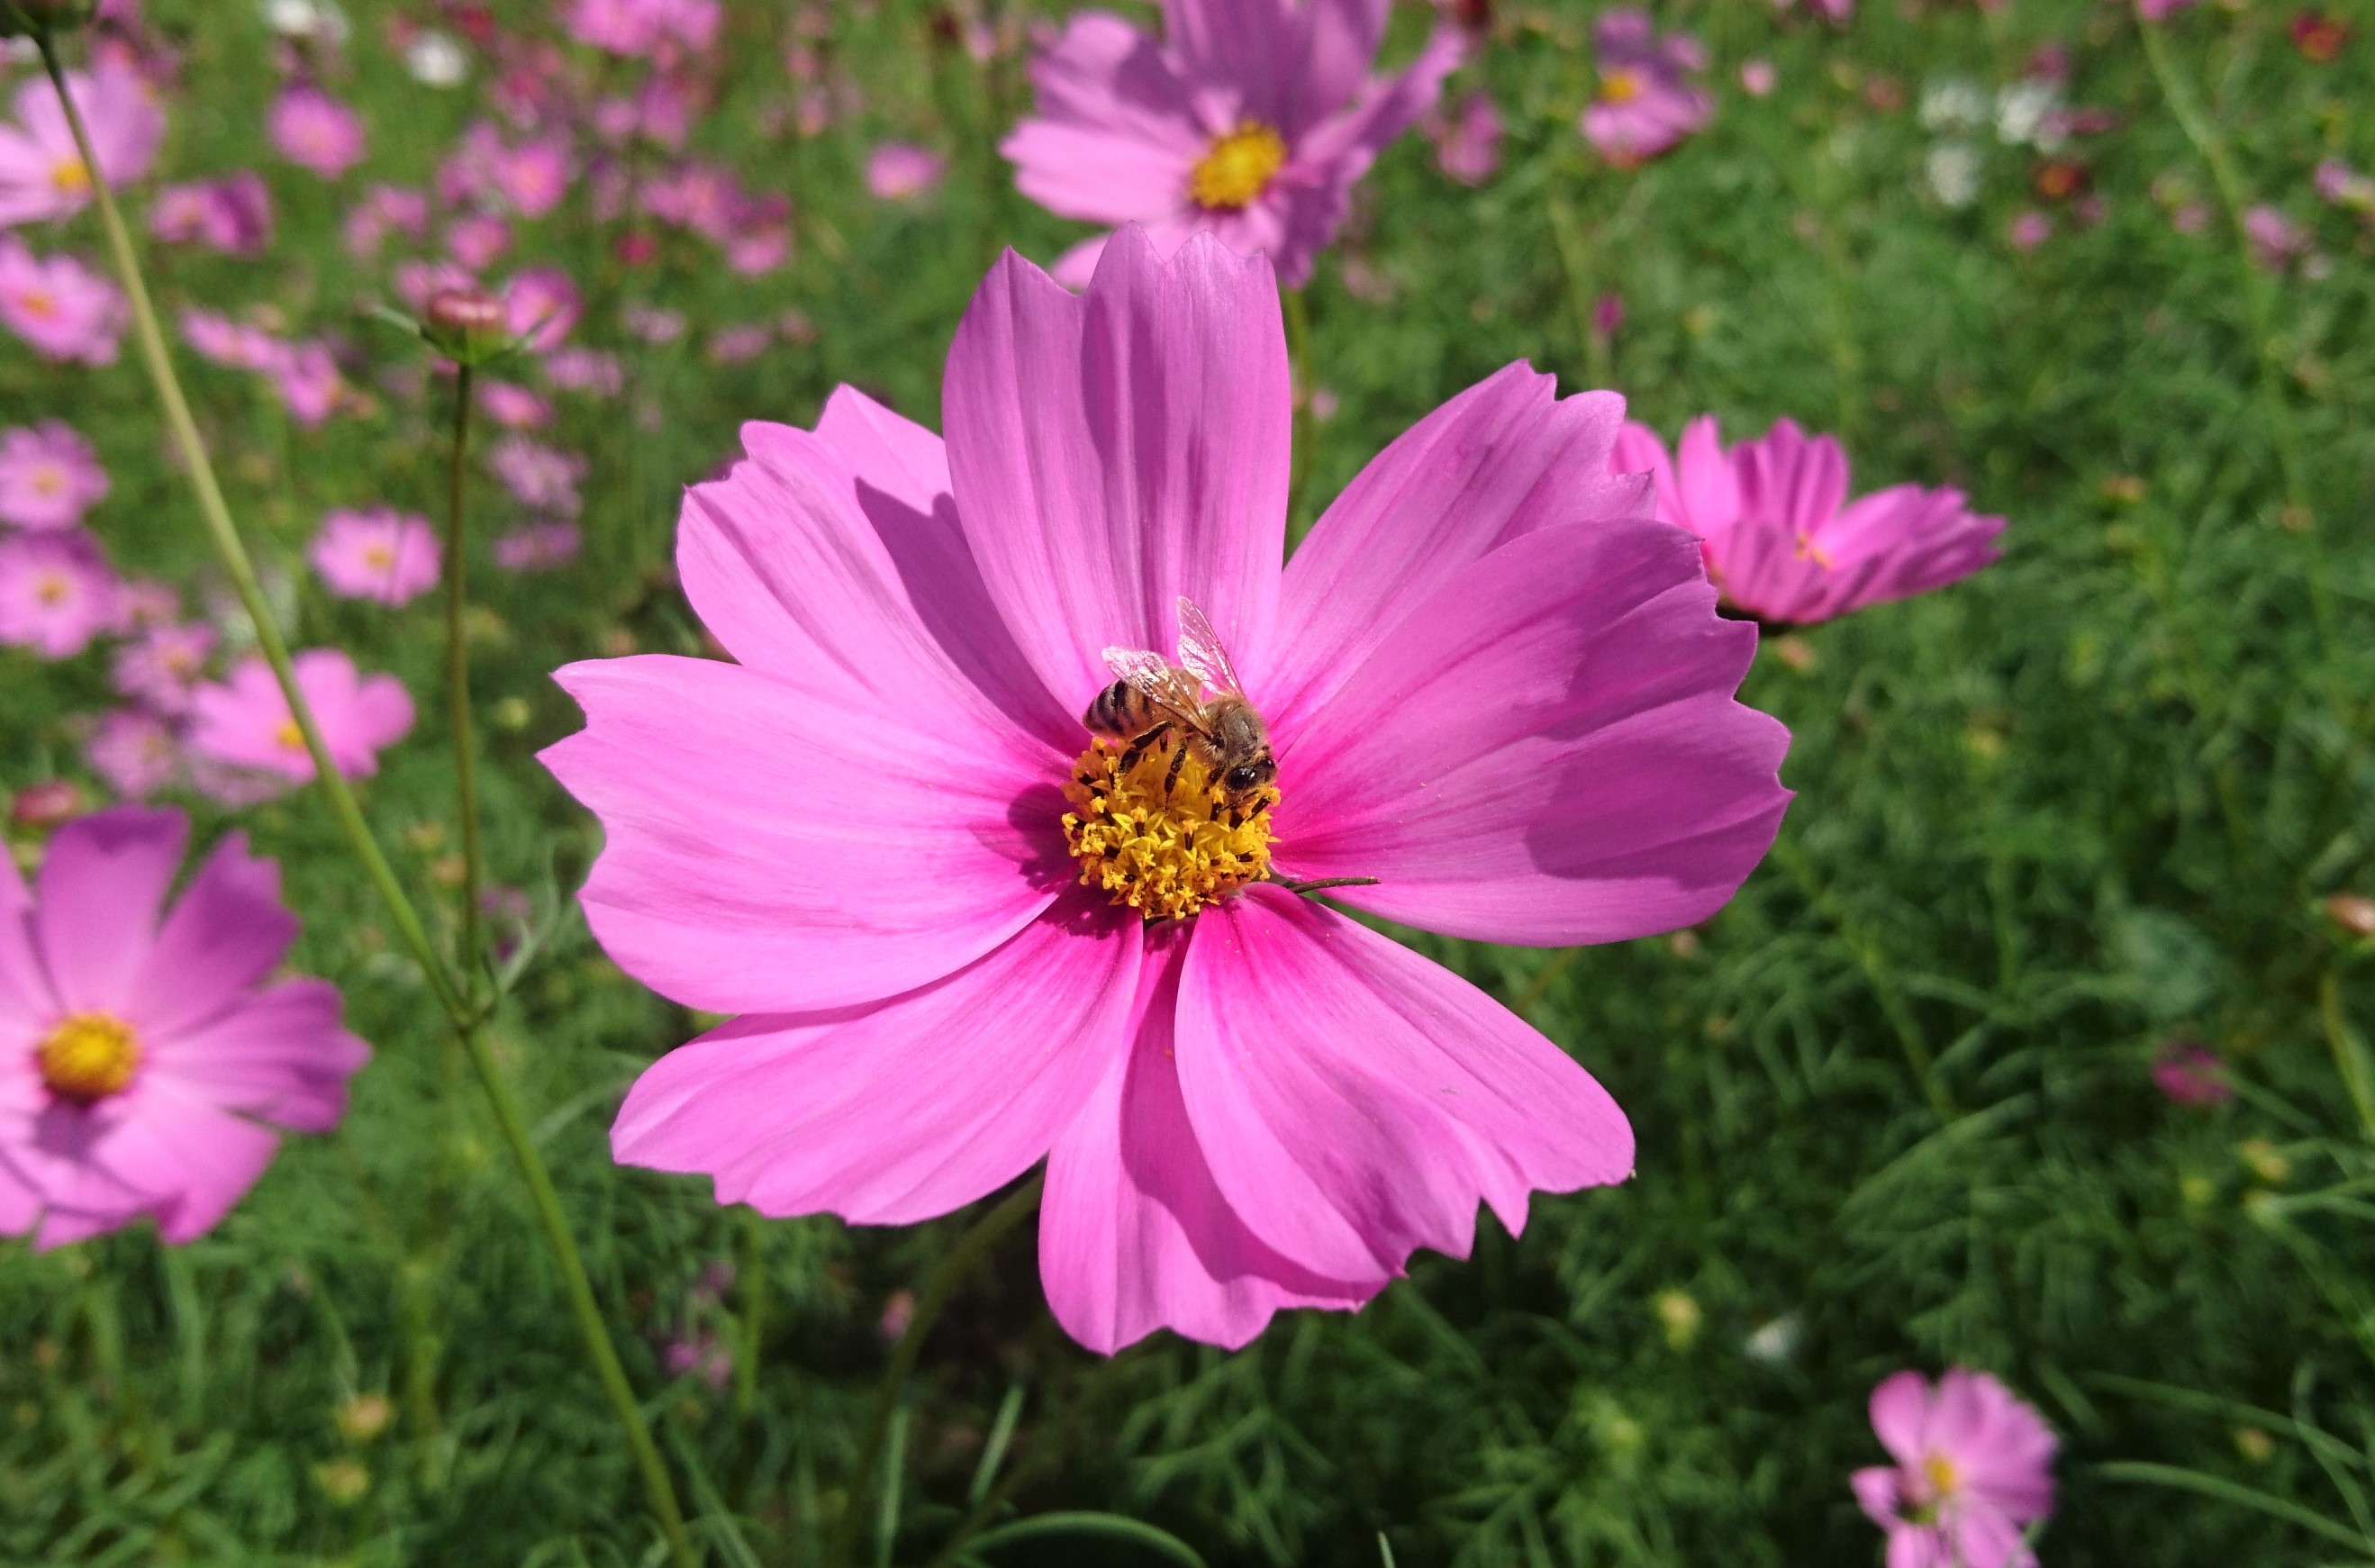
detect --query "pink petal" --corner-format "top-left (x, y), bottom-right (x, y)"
top-left (125, 830), bottom-right (297, 1040)
top-left (612, 890), bottom-right (1139, 1225)
top-left (112, 1083), bottom-right (282, 1243)
top-left (1672, 414), bottom-right (1741, 548)
top-left (1040, 929), bottom-right (1382, 1354)
top-left (1738, 418), bottom-right (1847, 538)
top-left (150, 978), bottom-right (367, 1133)
top-left (34, 808), bottom-right (185, 1013)
top-left (1277, 521), bottom-right (1790, 945)
top-left (544, 655), bottom-right (1064, 1013)
top-left (1852, 1464), bottom-right (1906, 1528)
top-left (1610, 420), bottom-right (1681, 527)
top-left (0, 848), bottom-right (49, 1035)
top-left (941, 229), bottom-right (1290, 717)
top-left (1292, 21), bottom-right (1464, 169)
top-left (0, 1148), bottom-right (38, 1236)
top-left (1002, 14), bottom-right (1203, 225)
top-left (1869, 1369), bottom-right (1933, 1467)
top-left (1263, 364), bottom-right (1643, 732)
top-left (1173, 886), bottom-right (1631, 1280)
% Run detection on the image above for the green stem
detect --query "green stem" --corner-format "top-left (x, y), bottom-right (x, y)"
top-left (1777, 842), bottom-right (1958, 1121)
top-left (1282, 286), bottom-right (1315, 538)
top-left (1544, 178), bottom-right (1611, 390)
top-left (445, 365), bottom-right (485, 993)
top-left (734, 1208), bottom-right (766, 1420)
top-left (833, 1174), bottom-right (1047, 1568)
top-left (2318, 971), bottom-right (2375, 1144)
top-left (37, 38), bottom-right (698, 1568)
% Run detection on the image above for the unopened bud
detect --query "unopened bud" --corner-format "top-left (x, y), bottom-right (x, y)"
top-left (2325, 893), bottom-right (2375, 939)
top-left (10, 779), bottom-right (82, 829)
top-left (422, 286), bottom-right (510, 364)
top-left (0, 0), bottom-right (96, 38)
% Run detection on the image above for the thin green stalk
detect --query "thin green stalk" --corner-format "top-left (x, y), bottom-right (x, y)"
top-left (1544, 179), bottom-right (1611, 390)
top-left (1282, 286), bottom-right (1315, 537)
top-left (833, 1174), bottom-right (1047, 1568)
top-left (1777, 842), bottom-right (1959, 1121)
top-left (2319, 972), bottom-right (2375, 1144)
top-left (445, 366), bottom-right (486, 992)
top-left (37, 37), bottom-right (698, 1568)
top-left (734, 1209), bottom-right (766, 1420)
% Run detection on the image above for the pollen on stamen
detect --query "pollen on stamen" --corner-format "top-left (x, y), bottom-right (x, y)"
top-left (40, 1011), bottom-right (142, 1102)
top-left (1063, 734), bottom-right (1278, 921)
top-left (1188, 121), bottom-right (1288, 212)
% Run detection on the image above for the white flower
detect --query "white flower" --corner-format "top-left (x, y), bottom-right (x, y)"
top-left (1926, 140), bottom-right (1982, 208)
top-left (1995, 79), bottom-right (2063, 150)
top-left (1918, 77), bottom-right (1988, 133)
top-left (405, 31), bottom-right (468, 87)
top-left (1743, 1316), bottom-right (1802, 1366)
top-left (262, 0), bottom-right (350, 43)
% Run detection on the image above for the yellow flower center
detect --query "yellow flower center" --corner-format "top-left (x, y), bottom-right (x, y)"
top-left (30, 465), bottom-right (63, 494)
top-left (362, 543), bottom-right (395, 570)
top-left (1600, 68), bottom-right (1642, 104)
top-left (275, 719), bottom-right (307, 750)
top-left (39, 1011), bottom-right (141, 1102)
top-left (33, 572), bottom-right (69, 605)
top-left (51, 158), bottom-right (90, 196)
top-left (1189, 122), bottom-right (1288, 212)
top-left (1064, 733), bottom-right (1277, 920)
top-left (17, 289), bottom-right (57, 318)
top-left (1923, 1454), bottom-right (1960, 1499)
top-left (1792, 530), bottom-right (1835, 569)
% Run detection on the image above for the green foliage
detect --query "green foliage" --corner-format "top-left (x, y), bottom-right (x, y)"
top-left (5, 0), bottom-right (2374, 1563)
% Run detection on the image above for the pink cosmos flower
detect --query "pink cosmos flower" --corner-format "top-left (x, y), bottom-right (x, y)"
top-left (149, 173), bottom-right (272, 257)
top-left (503, 266), bottom-right (580, 351)
top-left (866, 141), bottom-right (946, 202)
top-left (544, 347), bottom-right (622, 395)
top-left (0, 530), bottom-right (119, 658)
top-left (494, 132), bottom-right (572, 218)
top-left (1002, 0), bottom-right (1464, 287)
top-left (344, 184), bottom-right (429, 259)
top-left (1612, 417), bottom-right (2004, 626)
top-left (112, 621), bottom-right (216, 715)
top-left (478, 380), bottom-right (553, 429)
top-left (266, 340), bottom-right (344, 427)
top-left (0, 63), bottom-right (163, 229)
top-left (310, 507), bottom-right (440, 606)
top-left (488, 436), bottom-right (585, 515)
top-left (544, 230), bottom-right (1790, 1354)
top-left (179, 308), bottom-right (281, 372)
top-left (2008, 209), bottom-right (2053, 249)
top-left (116, 579), bottom-right (181, 632)
top-left (1740, 59), bottom-right (1778, 97)
top-left (2243, 204), bottom-right (2306, 270)
top-left (0, 421), bottom-right (109, 530)
top-left (1853, 1369), bottom-right (2057, 1568)
top-left (394, 258), bottom-right (478, 316)
top-left (267, 85), bottom-right (367, 179)
top-left (0, 239), bottom-right (127, 365)
top-left (86, 708), bottom-right (181, 799)
top-left (2138, 0), bottom-right (2198, 19)
top-left (493, 521), bottom-right (581, 571)
top-left (189, 650), bottom-right (415, 788)
top-left (0, 809), bottom-right (368, 1249)
top-left (2317, 158), bottom-right (2375, 212)
top-left (1428, 91), bottom-right (1501, 185)
top-left (2152, 1039), bottom-right (2231, 1107)
top-left (706, 323), bottom-right (773, 365)
top-left (1582, 9), bottom-right (1711, 164)
top-left (445, 213), bottom-right (512, 269)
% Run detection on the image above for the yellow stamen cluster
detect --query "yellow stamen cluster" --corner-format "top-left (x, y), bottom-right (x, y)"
top-left (1064, 734), bottom-right (1277, 921)
top-left (1922, 1454), bottom-right (1960, 1499)
top-left (1189, 122), bottom-right (1288, 211)
top-left (39, 1011), bottom-right (141, 1102)
top-left (1600, 68), bottom-right (1642, 104)
top-left (1792, 530), bottom-right (1836, 570)
top-left (32, 573), bottom-right (69, 606)
top-left (50, 158), bottom-right (90, 196)
top-left (274, 719), bottom-right (307, 750)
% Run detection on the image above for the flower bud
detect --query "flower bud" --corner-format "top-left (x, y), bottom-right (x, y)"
top-left (10, 779), bottom-right (83, 829)
top-left (2325, 893), bottom-right (2375, 939)
top-left (0, 0), bottom-right (96, 38)
top-left (422, 286), bottom-right (511, 365)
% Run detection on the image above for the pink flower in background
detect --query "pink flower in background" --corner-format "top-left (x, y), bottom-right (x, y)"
top-left (706, 323), bottom-right (773, 364)
top-left (2316, 158), bottom-right (2375, 211)
top-left (548, 230), bottom-right (1790, 1354)
top-left (2152, 1039), bottom-right (2231, 1107)
top-left (311, 508), bottom-right (440, 605)
top-left (0, 530), bottom-right (118, 658)
top-left (566, 0), bottom-right (719, 57)
top-left (1428, 91), bottom-right (1501, 186)
top-left (0, 809), bottom-right (369, 1250)
top-left (1002, 0), bottom-right (1464, 287)
top-left (866, 141), bottom-right (945, 201)
top-left (267, 340), bottom-right (344, 427)
top-left (1853, 1369), bottom-right (2056, 1568)
top-left (2138, 0), bottom-right (2198, 19)
top-left (2243, 204), bottom-right (2306, 269)
top-left (149, 173), bottom-right (272, 256)
top-left (544, 347), bottom-right (622, 394)
top-left (0, 63), bottom-right (164, 229)
top-left (622, 302), bottom-right (684, 342)
top-left (445, 213), bottom-right (513, 268)
top-left (494, 521), bottom-right (581, 571)
top-left (1582, 9), bottom-right (1711, 163)
top-left (112, 621), bottom-right (216, 715)
top-left (503, 266), bottom-right (580, 350)
top-left (0, 239), bottom-right (127, 365)
top-left (1740, 59), bottom-right (1778, 96)
top-left (394, 258), bottom-right (478, 315)
top-left (115, 579), bottom-right (181, 632)
top-left (344, 184), bottom-right (430, 258)
top-left (479, 380), bottom-right (552, 428)
top-left (2008, 209), bottom-right (2053, 249)
top-left (494, 133), bottom-right (572, 218)
top-left (179, 308), bottom-right (281, 371)
top-left (489, 437), bottom-right (587, 515)
top-left (189, 650), bottom-right (415, 787)
top-left (86, 709), bottom-right (180, 799)
top-left (1612, 416), bottom-right (2004, 626)
top-left (267, 85), bottom-right (367, 179)
top-left (0, 421), bottom-right (109, 530)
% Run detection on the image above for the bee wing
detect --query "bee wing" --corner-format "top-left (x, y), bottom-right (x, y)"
top-left (1173, 596), bottom-right (1246, 697)
top-left (1101, 646), bottom-right (1207, 725)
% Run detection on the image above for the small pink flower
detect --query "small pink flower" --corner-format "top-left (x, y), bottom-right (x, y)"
top-left (149, 173), bottom-right (272, 257)
top-left (623, 302), bottom-right (684, 343)
top-left (2137, 0), bottom-right (2198, 20)
top-left (544, 347), bottom-right (622, 395)
top-left (0, 239), bottom-right (127, 366)
top-left (0, 809), bottom-right (369, 1249)
top-left (310, 508), bottom-right (440, 606)
top-left (494, 132), bottom-right (572, 218)
top-left (2243, 204), bottom-right (2306, 270)
top-left (344, 184), bottom-right (429, 259)
top-left (179, 308), bottom-right (281, 371)
top-left (115, 579), bottom-right (181, 631)
top-left (662, 1329), bottom-right (733, 1390)
top-left (493, 521), bottom-right (581, 572)
top-left (189, 650), bottom-right (415, 788)
top-left (503, 266), bottom-right (581, 351)
top-left (1002, 0), bottom-right (1464, 287)
top-left (1582, 9), bottom-right (1712, 163)
top-left (2008, 209), bottom-right (2053, 249)
top-left (2316, 158), bottom-right (2375, 210)
top-left (1613, 416), bottom-right (2004, 626)
top-left (706, 323), bottom-right (773, 364)
top-left (111, 621), bottom-right (216, 715)
top-left (0, 421), bottom-right (109, 531)
top-left (0, 530), bottom-right (118, 658)
top-left (267, 340), bottom-right (344, 427)
top-left (866, 141), bottom-right (945, 202)
top-left (1853, 1369), bottom-right (2056, 1568)
top-left (267, 85), bottom-right (367, 179)
top-left (1428, 92), bottom-right (1502, 186)
top-left (445, 213), bottom-right (513, 269)
top-left (86, 709), bottom-right (180, 799)
top-left (2152, 1040), bottom-right (2232, 1107)
top-left (488, 436), bottom-right (586, 515)
top-left (478, 380), bottom-right (552, 429)
top-left (0, 62), bottom-right (163, 229)
top-left (394, 258), bottom-right (479, 316)
top-left (1740, 59), bottom-right (1778, 96)
top-left (1591, 291), bottom-right (1625, 338)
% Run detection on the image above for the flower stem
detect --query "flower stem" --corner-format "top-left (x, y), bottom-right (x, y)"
top-left (36, 36), bottom-right (699, 1568)
top-left (832, 1173), bottom-right (1046, 1568)
top-left (444, 365), bottom-right (486, 993)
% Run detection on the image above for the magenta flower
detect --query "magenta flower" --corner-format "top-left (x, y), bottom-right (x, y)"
top-left (866, 141), bottom-right (946, 202)
top-left (479, 380), bottom-right (553, 429)
top-left (266, 340), bottom-right (344, 427)
top-left (344, 184), bottom-right (429, 259)
top-left (1002, 0), bottom-right (1464, 287)
top-left (1428, 91), bottom-right (1501, 186)
top-left (545, 347), bottom-right (622, 395)
top-left (494, 132), bottom-right (573, 218)
top-left (488, 436), bottom-right (585, 515)
top-left (1611, 417), bottom-right (2004, 626)
top-left (0, 63), bottom-right (163, 229)
top-left (0, 421), bottom-right (109, 530)
top-left (1581, 10), bottom-right (1711, 164)
top-left (149, 173), bottom-right (273, 257)
top-left (503, 266), bottom-right (581, 351)
top-left (311, 508), bottom-right (440, 606)
top-left (2243, 204), bottom-right (2307, 270)
top-left (494, 521), bottom-right (582, 572)
top-left (544, 231), bottom-right (1790, 1353)
top-left (0, 530), bottom-right (118, 658)
top-left (565, 0), bottom-right (718, 57)
top-left (267, 85), bottom-right (367, 179)
top-left (112, 621), bottom-right (216, 715)
top-left (0, 239), bottom-right (127, 365)
top-left (2008, 209), bottom-right (2053, 249)
top-left (445, 213), bottom-right (512, 269)
top-left (189, 650), bottom-right (414, 789)
top-left (1853, 1369), bottom-right (2057, 1568)
top-left (86, 708), bottom-right (181, 800)
top-left (2138, 0), bottom-right (2198, 19)
top-left (180, 307), bottom-right (282, 371)
top-left (0, 809), bottom-right (368, 1250)
top-left (2152, 1039), bottom-right (2232, 1107)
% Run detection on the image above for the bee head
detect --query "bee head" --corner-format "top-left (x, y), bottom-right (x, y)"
top-left (1222, 758), bottom-right (1275, 795)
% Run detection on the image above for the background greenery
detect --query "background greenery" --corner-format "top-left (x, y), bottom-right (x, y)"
top-left (5, 0), bottom-right (2372, 1563)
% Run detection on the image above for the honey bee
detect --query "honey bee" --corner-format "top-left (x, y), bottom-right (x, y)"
top-left (1083, 596), bottom-right (1277, 815)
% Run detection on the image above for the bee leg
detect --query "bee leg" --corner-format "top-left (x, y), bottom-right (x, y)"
top-left (1164, 739), bottom-right (1192, 801)
top-left (1117, 723), bottom-right (1171, 775)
